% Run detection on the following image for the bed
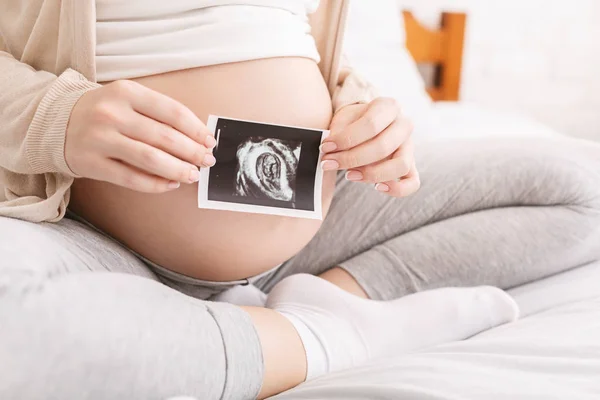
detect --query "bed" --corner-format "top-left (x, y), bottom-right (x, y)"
top-left (272, 1), bottom-right (600, 398)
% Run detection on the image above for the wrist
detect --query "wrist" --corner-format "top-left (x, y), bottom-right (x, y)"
top-left (27, 69), bottom-right (100, 177)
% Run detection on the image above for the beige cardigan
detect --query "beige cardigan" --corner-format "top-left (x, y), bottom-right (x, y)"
top-left (0, 0), bottom-right (376, 222)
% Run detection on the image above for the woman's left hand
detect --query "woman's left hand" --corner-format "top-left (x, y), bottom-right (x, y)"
top-left (320, 97), bottom-right (420, 197)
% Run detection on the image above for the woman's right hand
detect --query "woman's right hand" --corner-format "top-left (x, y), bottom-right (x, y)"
top-left (65, 80), bottom-right (216, 193)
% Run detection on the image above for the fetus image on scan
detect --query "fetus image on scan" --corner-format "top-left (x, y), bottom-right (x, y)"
top-left (234, 137), bottom-right (302, 203)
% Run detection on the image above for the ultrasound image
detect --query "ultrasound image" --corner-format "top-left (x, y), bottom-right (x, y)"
top-left (234, 137), bottom-right (302, 203)
top-left (203, 116), bottom-right (324, 215)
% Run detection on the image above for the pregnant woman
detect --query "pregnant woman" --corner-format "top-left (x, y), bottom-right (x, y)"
top-left (2, 1), bottom-right (600, 399)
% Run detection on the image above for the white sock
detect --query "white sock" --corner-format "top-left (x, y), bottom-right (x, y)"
top-left (266, 274), bottom-right (519, 380)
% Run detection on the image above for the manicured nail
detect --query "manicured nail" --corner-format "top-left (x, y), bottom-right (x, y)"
top-left (375, 183), bottom-right (390, 192)
top-left (205, 135), bottom-right (217, 149)
top-left (321, 160), bottom-right (340, 171)
top-left (189, 168), bottom-right (200, 183)
top-left (168, 181), bottom-right (181, 190)
top-left (320, 142), bottom-right (337, 153)
top-left (345, 170), bottom-right (363, 181)
top-left (204, 154), bottom-right (216, 167)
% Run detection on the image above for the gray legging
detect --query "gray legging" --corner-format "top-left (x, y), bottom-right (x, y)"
top-left (2, 136), bottom-right (600, 400)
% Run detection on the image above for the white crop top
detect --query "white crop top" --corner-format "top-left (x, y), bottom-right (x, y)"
top-left (95, 0), bottom-right (321, 82)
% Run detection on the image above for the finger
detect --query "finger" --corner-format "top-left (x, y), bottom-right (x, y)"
top-left (348, 138), bottom-right (415, 183)
top-left (375, 164), bottom-right (421, 198)
top-left (112, 80), bottom-right (214, 146)
top-left (328, 104), bottom-right (367, 137)
top-left (103, 159), bottom-right (181, 194)
top-left (119, 112), bottom-right (215, 167)
top-left (322, 98), bottom-right (398, 152)
top-left (111, 136), bottom-right (202, 184)
top-left (322, 116), bottom-right (412, 170)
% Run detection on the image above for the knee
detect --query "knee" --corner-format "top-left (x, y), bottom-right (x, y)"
top-left (535, 139), bottom-right (600, 211)
top-left (0, 217), bottom-right (153, 289)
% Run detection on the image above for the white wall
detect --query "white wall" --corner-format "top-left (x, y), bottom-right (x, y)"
top-left (398, 0), bottom-right (600, 140)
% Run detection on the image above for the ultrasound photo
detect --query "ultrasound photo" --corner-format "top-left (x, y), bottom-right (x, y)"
top-left (234, 137), bottom-right (302, 204)
top-left (198, 115), bottom-right (329, 219)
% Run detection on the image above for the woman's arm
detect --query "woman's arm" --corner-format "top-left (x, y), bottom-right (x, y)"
top-left (0, 51), bottom-right (101, 221)
top-left (0, 52), bottom-right (101, 176)
top-left (0, 51), bottom-right (216, 222)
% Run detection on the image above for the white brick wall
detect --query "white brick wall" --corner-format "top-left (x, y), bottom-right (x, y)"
top-left (398, 0), bottom-right (600, 140)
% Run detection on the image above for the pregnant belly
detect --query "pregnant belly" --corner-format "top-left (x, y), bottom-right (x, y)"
top-left (69, 58), bottom-right (335, 281)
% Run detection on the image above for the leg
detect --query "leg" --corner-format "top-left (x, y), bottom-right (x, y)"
top-left (0, 217), bottom-right (306, 399)
top-left (266, 273), bottom-right (518, 379)
top-left (258, 137), bottom-right (600, 300)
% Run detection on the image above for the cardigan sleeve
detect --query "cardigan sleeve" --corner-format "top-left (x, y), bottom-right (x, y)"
top-left (331, 61), bottom-right (379, 114)
top-left (0, 51), bottom-right (101, 222)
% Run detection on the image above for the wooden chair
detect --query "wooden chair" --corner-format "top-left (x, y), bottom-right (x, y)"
top-left (402, 11), bottom-right (467, 101)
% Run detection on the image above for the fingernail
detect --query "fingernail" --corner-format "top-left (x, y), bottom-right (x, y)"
top-left (345, 170), bottom-right (363, 181)
top-left (321, 160), bottom-right (340, 171)
top-left (168, 181), bottom-right (181, 190)
top-left (320, 142), bottom-right (337, 153)
top-left (189, 167), bottom-right (200, 183)
top-left (204, 154), bottom-right (216, 167)
top-left (205, 135), bottom-right (217, 149)
top-left (375, 183), bottom-right (390, 192)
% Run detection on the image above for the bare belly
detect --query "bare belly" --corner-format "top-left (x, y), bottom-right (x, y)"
top-left (69, 58), bottom-right (335, 281)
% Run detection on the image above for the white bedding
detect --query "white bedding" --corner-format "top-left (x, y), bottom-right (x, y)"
top-left (427, 102), bottom-right (563, 140)
top-left (509, 261), bottom-right (600, 317)
top-left (275, 261), bottom-right (600, 399)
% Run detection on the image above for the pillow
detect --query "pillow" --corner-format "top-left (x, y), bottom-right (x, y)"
top-left (343, 0), bottom-right (434, 135)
